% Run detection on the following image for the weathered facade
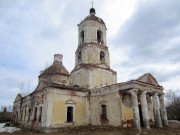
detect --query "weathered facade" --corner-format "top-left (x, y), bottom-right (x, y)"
top-left (13, 7), bottom-right (168, 132)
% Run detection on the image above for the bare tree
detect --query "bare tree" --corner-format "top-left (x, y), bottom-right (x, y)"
top-left (166, 89), bottom-right (180, 120)
top-left (19, 81), bottom-right (31, 97)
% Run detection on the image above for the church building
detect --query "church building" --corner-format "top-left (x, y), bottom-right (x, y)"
top-left (13, 7), bottom-right (168, 132)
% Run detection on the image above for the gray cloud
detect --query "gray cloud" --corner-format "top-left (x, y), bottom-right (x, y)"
top-left (111, 0), bottom-right (180, 84)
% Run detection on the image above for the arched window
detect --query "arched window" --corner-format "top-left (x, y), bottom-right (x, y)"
top-left (80, 31), bottom-right (84, 43)
top-left (100, 51), bottom-right (105, 62)
top-left (97, 30), bottom-right (103, 44)
top-left (65, 100), bottom-right (76, 123)
top-left (78, 51), bottom-right (82, 61)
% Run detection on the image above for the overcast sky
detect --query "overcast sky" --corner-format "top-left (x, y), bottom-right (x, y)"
top-left (0, 0), bottom-right (180, 107)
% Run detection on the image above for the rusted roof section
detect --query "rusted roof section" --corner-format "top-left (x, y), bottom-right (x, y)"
top-left (39, 62), bottom-right (69, 77)
top-left (49, 82), bottom-right (89, 92)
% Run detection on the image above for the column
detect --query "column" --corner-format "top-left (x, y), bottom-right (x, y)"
top-left (159, 94), bottom-right (168, 127)
top-left (153, 93), bottom-right (162, 127)
top-left (140, 91), bottom-right (150, 129)
top-left (130, 90), bottom-right (141, 133)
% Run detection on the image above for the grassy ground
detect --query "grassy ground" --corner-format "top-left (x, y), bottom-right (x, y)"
top-left (0, 121), bottom-right (180, 135)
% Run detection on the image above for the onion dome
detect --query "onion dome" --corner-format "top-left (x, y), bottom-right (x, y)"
top-left (90, 7), bottom-right (95, 15)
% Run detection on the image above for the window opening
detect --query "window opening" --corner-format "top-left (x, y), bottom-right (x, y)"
top-left (34, 107), bottom-right (37, 121)
top-left (16, 111), bottom-right (18, 120)
top-left (24, 109), bottom-right (26, 121)
top-left (39, 107), bottom-right (42, 122)
top-left (97, 30), bottom-right (102, 44)
top-left (81, 31), bottom-right (84, 43)
top-left (28, 108), bottom-right (31, 121)
top-left (67, 106), bottom-right (73, 122)
top-left (21, 110), bottom-right (23, 121)
top-left (101, 105), bottom-right (107, 120)
top-left (78, 51), bottom-right (82, 61)
top-left (100, 51), bottom-right (105, 62)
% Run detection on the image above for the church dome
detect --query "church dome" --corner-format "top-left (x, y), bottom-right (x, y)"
top-left (39, 54), bottom-right (69, 77)
top-left (83, 15), bottom-right (105, 25)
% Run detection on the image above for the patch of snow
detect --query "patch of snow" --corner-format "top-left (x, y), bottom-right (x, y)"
top-left (0, 123), bottom-right (20, 133)
top-left (169, 120), bottom-right (180, 124)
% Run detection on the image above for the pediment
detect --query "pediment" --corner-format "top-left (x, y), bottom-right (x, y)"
top-left (137, 73), bottom-right (160, 86)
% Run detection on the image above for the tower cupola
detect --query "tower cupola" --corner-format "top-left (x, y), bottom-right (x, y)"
top-left (90, 7), bottom-right (95, 15)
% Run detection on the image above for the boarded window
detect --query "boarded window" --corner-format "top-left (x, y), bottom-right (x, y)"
top-left (28, 108), bottom-right (31, 121)
top-left (39, 107), bottom-right (42, 122)
top-left (67, 106), bottom-right (73, 122)
top-left (34, 107), bottom-right (37, 121)
top-left (100, 51), bottom-right (105, 62)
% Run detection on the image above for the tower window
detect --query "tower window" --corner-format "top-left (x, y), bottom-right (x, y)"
top-left (97, 30), bottom-right (103, 44)
top-left (67, 106), bottom-right (73, 122)
top-left (80, 31), bottom-right (84, 43)
top-left (100, 51), bottom-right (105, 62)
top-left (78, 51), bottom-right (82, 61)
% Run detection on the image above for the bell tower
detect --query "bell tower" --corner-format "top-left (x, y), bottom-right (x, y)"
top-left (69, 7), bottom-right (117, 89)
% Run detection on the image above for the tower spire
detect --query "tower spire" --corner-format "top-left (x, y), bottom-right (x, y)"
top-left (90, 1), bottom-right (95, 15)
top-left (91, 1), bottom-right (93, 8)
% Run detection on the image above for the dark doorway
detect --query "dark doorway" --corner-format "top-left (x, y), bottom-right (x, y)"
top-left (101, 105), bottom-right (108, 122)
top-left (67, 106), bottom-right (73, 122)
top-left (138, 104), bottom-right (144, 127)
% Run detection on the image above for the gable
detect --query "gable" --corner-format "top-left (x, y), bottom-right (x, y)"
top-left (35, 80), bottom-right (48, 91)
top-left (14, 94), bottom-right (22, 101)
top-left (137, 73), bottom-right (160, 86)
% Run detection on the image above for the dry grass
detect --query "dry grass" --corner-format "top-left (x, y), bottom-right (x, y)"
top-left (0, 121), bottom-right (179, 135)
